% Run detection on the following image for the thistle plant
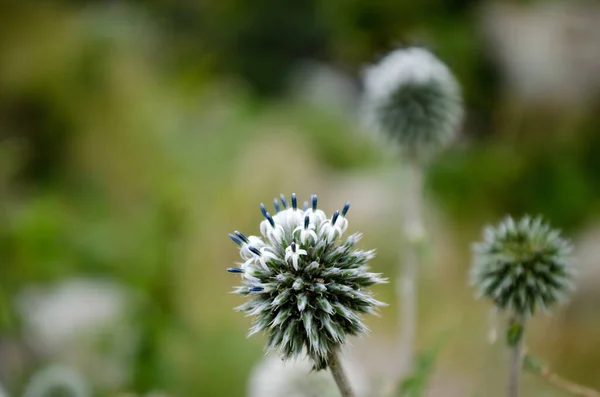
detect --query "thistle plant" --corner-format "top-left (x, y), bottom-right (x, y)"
top-left (362, 47), bottom-right (463, 379)
top-left (363, 47), bottom-right (463, 160)
top-left (227, 193), bottom-right (387, 397)
top-left (471, 216), bottom-right (575, 397)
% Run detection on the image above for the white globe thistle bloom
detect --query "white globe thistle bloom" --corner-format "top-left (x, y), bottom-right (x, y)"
top-left (248, 354), bottom-right (370, 397)
top-left (362, 47), bottom-right (463, 158)
top-left (471, 216), bottom-right (575, 316)
top-left (227, 193), bottom-right (387, 370)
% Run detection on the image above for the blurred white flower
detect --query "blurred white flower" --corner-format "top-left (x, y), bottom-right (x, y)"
top-left (16, 278), bottom-right (140, 391)
top-left (22, 365), bottom-right (90, 397)
top-left (362, 47), bottom-right (463, 158)
top-left (248, 353), bottom-right (370, 397)
top-left (482, 2), bottom-right (600, 106)
top-left (0, 382), bottom-right (9, 397)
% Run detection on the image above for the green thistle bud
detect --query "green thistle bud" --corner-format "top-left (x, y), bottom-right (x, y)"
top-left (471, 216), bottom-right (575, 316)
top-left (227, 194), bottom-right (387, 370)
top-left (362, 47), bottom-right (463, 158)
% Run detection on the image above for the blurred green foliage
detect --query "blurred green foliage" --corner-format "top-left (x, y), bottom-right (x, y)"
top-left (0, 1), bottom-right (599, 397)
top-left (428, 115), bottom-right (600, 231)
top-left (396, 338), bottom-right (445, 397)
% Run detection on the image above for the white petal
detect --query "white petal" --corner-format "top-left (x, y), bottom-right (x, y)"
top-left (267, 225), bottom-right (285, 245)
top-left (260, 220), bottom-right (270, 238)
top-left (306, 209), bottom-right (327, 226)
top-left (338, 217), bottom-right (348, 234)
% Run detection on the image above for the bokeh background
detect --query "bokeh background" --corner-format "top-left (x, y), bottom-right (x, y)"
top-left (1, 0), bottom-right (600, 396)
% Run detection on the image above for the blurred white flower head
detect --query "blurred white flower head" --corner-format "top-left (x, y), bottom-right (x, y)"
top-left (482, 2), bottom-right (600, 106)
top-left (16, 278), bottom-right (139, 390)
top-left (22, 365), bottom-right (90, 397)
top-left (362, 47), bottom-right (463, 158)
top-left (248, 353), bottom-right (369, 397)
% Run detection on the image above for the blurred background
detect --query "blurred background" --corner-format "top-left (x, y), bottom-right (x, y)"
top-left (1, 0), bottom-right (600, 396)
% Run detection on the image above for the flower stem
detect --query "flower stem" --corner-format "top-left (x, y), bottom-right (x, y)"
top-left (509, 336), bottom-right (523, 397)
top-left (508, 317), bottom-right (525, 397)
top-left (398, 161), bottom-right (424, 375)
top-left (524, 355), bottom-right (600, 397)
top-left (328, 349), bottom-right (356, 397)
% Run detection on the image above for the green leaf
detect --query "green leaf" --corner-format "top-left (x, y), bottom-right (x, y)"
top-left (523, 355), bottom-right (544, 373)
top-left (506, 322), bottom-right (523, 347)
top-left (396, 337), bottom-right (446, 397)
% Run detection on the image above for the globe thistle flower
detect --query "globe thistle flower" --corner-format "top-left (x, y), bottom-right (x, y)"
top-left (471, 216), bottom-right (575, 317)
top-left (227, 193), bottom-right (387, 370)
top-left (362, 47), bottom-right (463, 158)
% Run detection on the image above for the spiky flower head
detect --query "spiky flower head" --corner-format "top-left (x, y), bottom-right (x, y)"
top-left (362, 47), bottom-right (463, 158)
top-left (227, 193), bottom-right (387, 370)
top-left (471, 216), bottom-right (574, 317)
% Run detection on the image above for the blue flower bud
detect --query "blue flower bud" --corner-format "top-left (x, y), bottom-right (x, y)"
top-left (331, 210), bottom-right (340, 226)
top-left (234, 230), bottom-right (249, 243)
top-left (273, 198), bottom-right (281, 213)
top-left (266, 212), bottom-right (275, 227)
top-left (280, 194), bottom-right (288, 209)
top-left (342, 202), bottom-right (350, 217)
top-left (260, 203), bottom-right (268, 218)
top-left (229, 234), bottom-right (243, 246)
top-left (248, 246), bottom-right (262, 256)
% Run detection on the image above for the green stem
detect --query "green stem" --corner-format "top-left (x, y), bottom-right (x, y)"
top-left (509, 335), bottom-right (523, 397)
top-left (508, 316), bottom-right (525, 397)
top-left (328, 349), bottom-right (356, 397)
top-left (398, 162), bottom-right (424, 375)
top-left (524, 355), bottom-right (600, 397)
